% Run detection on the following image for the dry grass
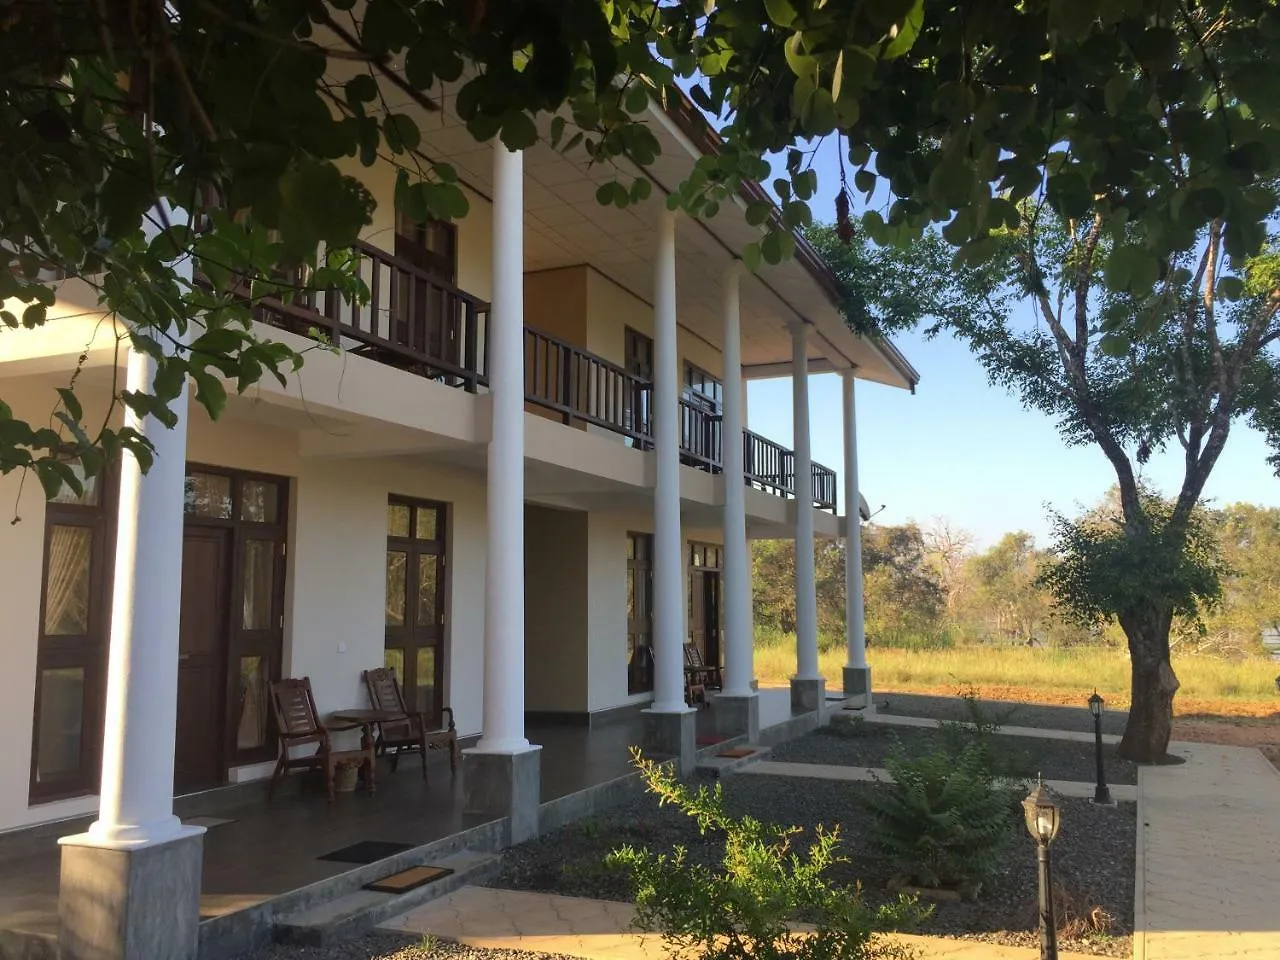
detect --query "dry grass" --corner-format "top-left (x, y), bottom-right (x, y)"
top-left (753, 641), bottom-right (1280, 718)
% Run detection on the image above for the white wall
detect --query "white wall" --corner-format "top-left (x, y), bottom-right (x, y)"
top-left (0, 376), bottom-right (489, 831)
top-left (525, 505), bottom-right (589, 713)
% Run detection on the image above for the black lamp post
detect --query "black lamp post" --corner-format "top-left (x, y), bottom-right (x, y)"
top-left (1088, 690), bottom-right (1113, 806)
top-left (1022, 779), bottom-right (1061, 960)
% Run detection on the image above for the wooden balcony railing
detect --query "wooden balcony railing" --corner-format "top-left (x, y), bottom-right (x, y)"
top-left (243, 240), bottom-right (836, 511)
top-left (524, 328), bottom-right (650, 443)
top-left (250, 241), bottom-right (489, 392)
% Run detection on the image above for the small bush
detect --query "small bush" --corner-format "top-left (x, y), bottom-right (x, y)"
top-left (863, 744), bottom-right (1013, 890)
top-left (936, 685), bottom-right (1032, 781)
top-left (608, 751), bottom-right (926, 960)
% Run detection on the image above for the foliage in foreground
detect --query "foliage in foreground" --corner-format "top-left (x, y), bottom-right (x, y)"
top-left (608, 752), bottom-right (925, 960)
top-left (863, 743), bottom-right (1014, 891)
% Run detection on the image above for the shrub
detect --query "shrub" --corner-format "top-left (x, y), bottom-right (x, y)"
top-left (863, 744), bottom-right (1013, 890)
top-left (936, 685), bottom-right (1032, 782)
top-left (608, 751), bottom-right (925, 960)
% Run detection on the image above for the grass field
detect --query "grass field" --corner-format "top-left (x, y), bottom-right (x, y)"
top-left (753, 639), bottom-right (1280, 718)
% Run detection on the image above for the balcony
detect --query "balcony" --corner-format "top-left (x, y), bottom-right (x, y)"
top-left (251, 240), bottom-right (837, 512)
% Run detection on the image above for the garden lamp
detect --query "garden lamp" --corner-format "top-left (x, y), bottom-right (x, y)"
top-left (1022, 778), bottom-right (1060, 960)
top-left (1087, 690), bottom-right (1113, 806)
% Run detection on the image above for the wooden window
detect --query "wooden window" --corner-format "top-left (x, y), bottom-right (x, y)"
top-left (626, 532), bottom-right (654, 695)
top-left (30, 462), bottom-right (113, 802)
top-left (683, 362), bottom-right (723, 411)
top-left (385, 497), bottom-right (447, 726)
top-left (395, 213), bottom-right (456, 283)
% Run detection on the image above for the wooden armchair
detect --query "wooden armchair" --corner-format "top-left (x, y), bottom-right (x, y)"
top-left (684, 642), bottom-right (722, 694)
top-left (268, 677), bottom-right (375, 802)
top-left (362, 667), bottom-right (458, 780)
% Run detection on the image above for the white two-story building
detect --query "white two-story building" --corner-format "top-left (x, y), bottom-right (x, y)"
top-left (0, 82), bottom-right (915, 960)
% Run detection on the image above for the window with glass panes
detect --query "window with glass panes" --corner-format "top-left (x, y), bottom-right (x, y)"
top-left (385, 497), bottom-right (447, 725)
top-left (626, 533), bottom-right (654, 694)
top-left (683, 362), bottom-right (723, 411)
top-left (30, 462), bottom-right (113, 802)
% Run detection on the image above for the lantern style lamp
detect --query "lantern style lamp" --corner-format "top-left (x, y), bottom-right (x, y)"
top-left (1022, 779), bottom-right (1061, 960)
top-left (1088, 690), bottom-right (1113, 805)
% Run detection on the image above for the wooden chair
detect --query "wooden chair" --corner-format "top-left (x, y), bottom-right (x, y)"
top-left (362, 667), bottom-right (458, 780)
top-left (268, 677), bottom-right (375, 802)
top-left (684, 642), bottom-right (722, 694)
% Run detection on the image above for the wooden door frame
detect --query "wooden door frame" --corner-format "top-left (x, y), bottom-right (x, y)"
top-left (384, 496), bottom-right (449, 727)
top-left (175, 524), bottom-right (233, 792)
top-left (181, 463), bottom-right (290, 776)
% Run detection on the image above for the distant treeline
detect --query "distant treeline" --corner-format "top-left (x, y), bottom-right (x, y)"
top-left (752, 502), bottom-right (1280, 658)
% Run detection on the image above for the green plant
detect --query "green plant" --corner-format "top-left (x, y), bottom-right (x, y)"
top-left (935, 684), bottom-right (1031, 781)
top-left (608, 751), bottom-right (925, 960)
top-left (863, 745), bottom-right (1013, 890)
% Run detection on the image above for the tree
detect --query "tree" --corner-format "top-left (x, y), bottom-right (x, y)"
top-left (922, 519), bottom-right (975, 618)
top-left (964, 532), bottom-right (1054, 645)
top-left (862, 523), bottom-right (948, 645)
top-left (1204, 504), bottom-right (1280, 655)
top-left (9, 1), bottom-right (1280, 503)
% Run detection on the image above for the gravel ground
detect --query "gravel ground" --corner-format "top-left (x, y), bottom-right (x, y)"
top-left (241, 933), bottom-right (576, 960)
top-left (875, 692), bottom-right (1129, 736)
top-left (771, 722), bottom-right (1139, 785)
top-left (490, 773), bottom-right (1135, 957)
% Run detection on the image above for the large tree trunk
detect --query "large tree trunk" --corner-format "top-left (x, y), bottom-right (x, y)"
top-left (1118, 610), bottom-right (1179, 763)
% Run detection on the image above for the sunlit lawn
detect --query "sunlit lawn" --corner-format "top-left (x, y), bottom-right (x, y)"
top-left (753, 637), bottom-right (1280, 716)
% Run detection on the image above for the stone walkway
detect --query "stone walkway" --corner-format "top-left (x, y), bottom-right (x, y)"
top-left (380, 884), bottom-right (1099, 960)
top-left (862, 711), bottom-right (1123, 745)
top-left (739, 758), bottom-right (1139, 801)
top-left (378, 724), bottom-right (1280, 960)
top-left (1138, 740), bottom-right (1280, 960)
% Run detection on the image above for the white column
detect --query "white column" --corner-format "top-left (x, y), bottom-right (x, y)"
top-left (651, 209), bottom-right (687, 713)
top-left (85, 347), bottom-right (194, 847)
top-left (477, 144), bottom-right (529, 752)
top-left (791, 323), bottom-right (819, 681)
top-left (719, 264), bottom-right (753, 697)
top-left (842, 370), bottom-right (867, 670)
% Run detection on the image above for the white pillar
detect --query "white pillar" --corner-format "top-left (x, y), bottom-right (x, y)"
top-left (719, 264), bottom-right (753, 697)
top-left (77, 346), bottom-right (193, 846)
top-left (650, 209), bottom-right (687, 713)
top-left (477, 143), bottom-right (529, 753)
top-left (842, 370), bottom-right (867, 671)
top-left (791, 323), bottom-right (819, 682)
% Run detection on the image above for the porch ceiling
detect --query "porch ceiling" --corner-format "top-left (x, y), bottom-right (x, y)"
top-left (372, 83), bottom-right (916, 391)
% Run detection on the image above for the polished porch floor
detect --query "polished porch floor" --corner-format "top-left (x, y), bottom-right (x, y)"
top-left (0, 691), bottom-right (796, 941)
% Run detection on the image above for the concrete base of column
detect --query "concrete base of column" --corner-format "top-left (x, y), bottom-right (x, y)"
top-left (463, 746), bottom-right (542, 845)
top-left (58, 828), bottom-right (203, 960)
top-left (641, 708), bottom-right (696, 777)
top-left (790, 676), bottom-right (826, 715)
top-left (843, 665), bottom-right (872, 707)
top-left (712, 693), bottom-right (760, 741)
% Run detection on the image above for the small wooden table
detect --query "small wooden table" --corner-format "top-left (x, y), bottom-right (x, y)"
top-left (330, 708), bottom-right (409, 752)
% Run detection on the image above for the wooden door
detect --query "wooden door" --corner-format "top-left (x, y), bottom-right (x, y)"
top-left (385, 499), bottom-right (447, 728)
top-left (704, 572), bottom-right (722, 669)
top-left (175, 527), bottom-right (231, 793)
top-left (394, 214), bottom-right (458, 363)
top-left (624, 327), bottom-right (653, 443)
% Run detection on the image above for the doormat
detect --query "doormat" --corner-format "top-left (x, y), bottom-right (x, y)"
top-left (319, 840), bottom-right (414, 864)
top-left (183, 816), bottom-right (237, 829)
top-left (364, 865), bottom-right (454, 894)
top-left (715, 747), bottom-right (755, 759)
top-left (695, 734), bottom-right (726, 746)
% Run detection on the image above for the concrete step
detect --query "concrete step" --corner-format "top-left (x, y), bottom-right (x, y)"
top-left (695, 744), bottom-right (771, 777)
top-left (274, 849), bottom-right (499, 946)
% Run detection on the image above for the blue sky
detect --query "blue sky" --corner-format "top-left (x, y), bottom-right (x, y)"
top-left (745, 142), bottom-right (1280, 548)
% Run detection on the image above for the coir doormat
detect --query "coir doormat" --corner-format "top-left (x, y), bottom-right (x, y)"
top-left (318, 840), bottom-right (414, 864)
top-left (364, 865), bottom-right (454, 893)
top-left (715, 747), bottom-right (755, 759)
